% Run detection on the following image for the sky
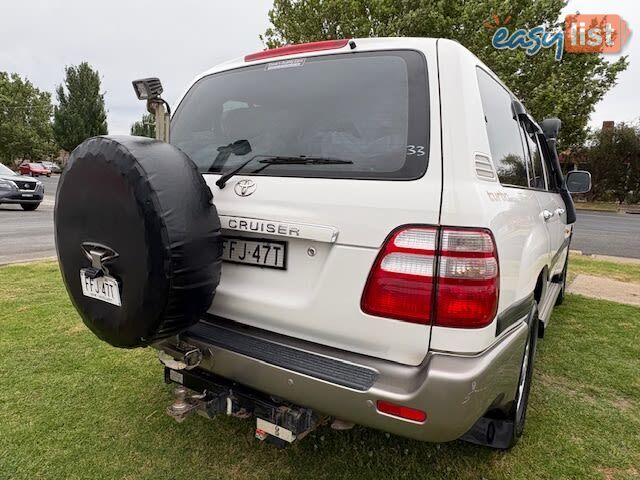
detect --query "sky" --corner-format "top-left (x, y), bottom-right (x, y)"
top-left (0, 0), bottom-right (637, 135)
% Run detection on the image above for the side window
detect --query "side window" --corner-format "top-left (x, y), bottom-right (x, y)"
top-left (476, 68), bottom-right (528, 188)
top-left (523, 129), bottom-right (548, 190)
top-left (536, 134), bottom-right (558, 190)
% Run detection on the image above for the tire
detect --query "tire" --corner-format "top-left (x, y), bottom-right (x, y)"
top-left (21, 203), bottom-right (40, 211)
top-left (55, 136), bottom-right (223, 348)
top-left (507, 306), bottom-right (539, 447)
top-left (555, 255), bottom-right (568, 306)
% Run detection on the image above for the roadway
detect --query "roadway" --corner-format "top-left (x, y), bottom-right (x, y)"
top-left (0, 176), bottom-right (57, 264)
top-left (1, 177), bottom-right (639, 263)
top-left (571, 210), bottom-right (640, 259)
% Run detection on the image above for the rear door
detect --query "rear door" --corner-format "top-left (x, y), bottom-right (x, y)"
top-left (520, 125), bottom-right (568, 275)
top-left (171, 45), bottom-right (442, 366)
top-left (534, 133), bottom-right (571, 276)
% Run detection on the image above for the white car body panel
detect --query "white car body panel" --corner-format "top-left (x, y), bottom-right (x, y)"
top-left (434, 40), bottom-right (569, 353)
top-left (175, 38), bottom-right (443, 366)
top-left (171, 37), bottom-right (568, 363)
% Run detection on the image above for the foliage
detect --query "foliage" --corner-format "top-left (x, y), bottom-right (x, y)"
top-left (583, 123), bottom-right (640, 203)
top-left (52, 62), bottom-right (108, 153)
top-left (496, 153), bottom-right (528, 186)
top-left (0, 72), bottom-right (56, 166)
top-left (263, 0), bottom-right (628, 148)
top-left (130, 112), bottom-right (156, 138)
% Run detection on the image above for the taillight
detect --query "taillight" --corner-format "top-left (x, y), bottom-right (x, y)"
top-left (245, 39), bottom-right (350, 62)
top-left (435, 228), bottom-right (499, 328)
top-left (361, 226), bottom-right (499, 328)
top-left (361, 227), bottom-right (437, 324)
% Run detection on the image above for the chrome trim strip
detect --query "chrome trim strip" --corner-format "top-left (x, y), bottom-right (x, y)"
top-left (219, 215), bottom-right (339, 243)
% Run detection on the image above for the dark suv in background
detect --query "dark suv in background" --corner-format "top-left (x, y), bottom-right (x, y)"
top-left (0, 163), bottom-right (44, 211)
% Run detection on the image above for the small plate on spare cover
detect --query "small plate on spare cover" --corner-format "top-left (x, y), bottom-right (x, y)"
top-left (80, 269), bottom-right (121, 306)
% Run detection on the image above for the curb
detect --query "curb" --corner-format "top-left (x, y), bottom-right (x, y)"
top-left (575, 208), bottom-right (624, 214)
top-left (0, 256), bottom-right (57, 267)
top-left (590, 254), bottom-right (640, 265)
top-left (570, 251), bottom-right (640, 265)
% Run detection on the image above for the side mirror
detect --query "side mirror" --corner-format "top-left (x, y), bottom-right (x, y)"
top-left (566, 170), bottom-right (591, 194)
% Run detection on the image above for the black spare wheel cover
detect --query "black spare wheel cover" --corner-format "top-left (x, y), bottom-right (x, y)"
top-left (55, 136), bottom-right (222, 348)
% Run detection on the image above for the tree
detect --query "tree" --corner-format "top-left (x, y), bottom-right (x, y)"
top-left (584, 123), bottom-right (640, 203)
top-left (53, 62), bottom-right (108, 152)
top-left (263, 0), bottom-right (628, 148)
top-left (130, 113), bottom-right (156, 138)
top-left (0, 73), bottom-right (56, 166)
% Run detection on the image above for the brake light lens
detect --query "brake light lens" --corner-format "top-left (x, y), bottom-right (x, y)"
top-left (435, 228), bottom-right (498, 328)
top-left (245, 39), bottom-right (350, 62)
top-left (361, 226), bottom-right (499, 328)
top-left (377, 400), bottom-right (427, 422)
top-left (361, 228), bottom-right (437, 324)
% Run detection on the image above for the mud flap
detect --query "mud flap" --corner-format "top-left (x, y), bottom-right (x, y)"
top-left (460, 416), bottom-right (515, 450)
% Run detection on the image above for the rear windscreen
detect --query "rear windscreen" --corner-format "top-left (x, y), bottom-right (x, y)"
top-left (171, 50), bottom-right (429, 180)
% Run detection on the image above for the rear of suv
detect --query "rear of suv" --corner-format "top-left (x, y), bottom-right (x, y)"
top-left (163, 37), bottom-right (585, 448)
top-left (56, 37), bottom-right (590, 449)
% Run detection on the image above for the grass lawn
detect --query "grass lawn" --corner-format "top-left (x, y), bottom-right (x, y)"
top-left (569, 253), bottom-right (640, 284)
top-left (1, 262), bottom-right (639, 480)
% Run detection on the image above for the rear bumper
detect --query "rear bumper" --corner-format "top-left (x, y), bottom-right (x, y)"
top-left (158, 318), bottom-right (528, 442)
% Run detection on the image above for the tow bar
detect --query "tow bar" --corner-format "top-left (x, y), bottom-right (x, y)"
top-left (164, 367), bottom-right (324, 448)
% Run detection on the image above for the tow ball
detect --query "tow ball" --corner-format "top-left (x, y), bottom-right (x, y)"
top-left (166, 386), bottom-right (201, 423)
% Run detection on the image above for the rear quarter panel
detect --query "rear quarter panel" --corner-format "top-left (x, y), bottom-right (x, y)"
top-left (434, 39), bottom-right (548, 353)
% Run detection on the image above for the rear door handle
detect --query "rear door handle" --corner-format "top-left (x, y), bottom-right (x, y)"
top-left (555, 208), bottom-right (565, 216)
top-left (542, 209), bottom-right (554, 221)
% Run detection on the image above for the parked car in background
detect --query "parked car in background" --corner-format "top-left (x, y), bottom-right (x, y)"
top-left (0, 163), bottom-right (44, 210)
top-left (18, 161), bottom-right (51, 177)
top-left (40, 161), bottom-right (62, 174)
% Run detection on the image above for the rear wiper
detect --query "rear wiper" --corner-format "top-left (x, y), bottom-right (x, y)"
top-left (215, 155), bottom-right (353, 189)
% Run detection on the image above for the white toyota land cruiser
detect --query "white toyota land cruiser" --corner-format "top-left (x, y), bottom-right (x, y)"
top-left (55, 37), bottom-right (591, 450)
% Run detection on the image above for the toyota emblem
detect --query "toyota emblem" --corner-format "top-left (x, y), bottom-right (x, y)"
top-left (234, 179), bottom-right (256, 197)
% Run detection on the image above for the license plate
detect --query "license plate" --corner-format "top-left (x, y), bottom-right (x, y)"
top-left (22, 194), bottom-right (33, 198)
top-left (222, 237), bottom-right (287, 269)
top-left (256, 418), bottom-right (296, 443)
top-left (80, 270), bottom-right (122, 306)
